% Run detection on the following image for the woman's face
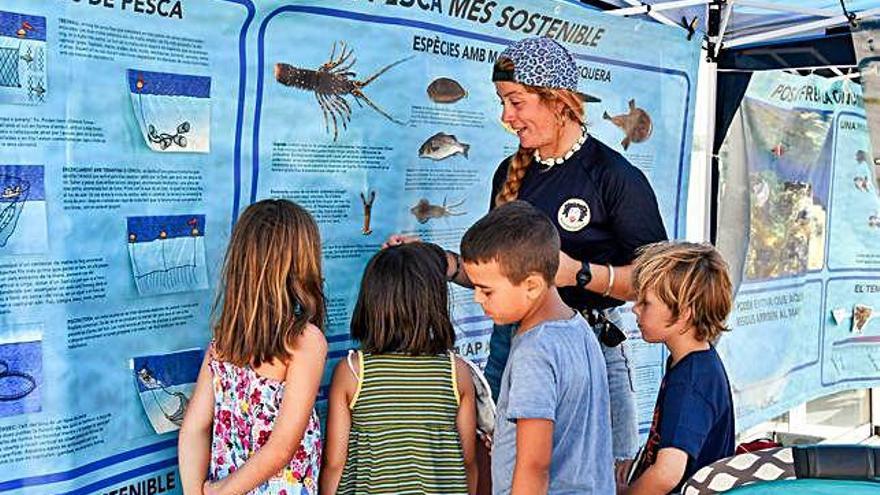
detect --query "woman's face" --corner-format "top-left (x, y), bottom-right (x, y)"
top-left (495, 81), bottom-right (560, 155)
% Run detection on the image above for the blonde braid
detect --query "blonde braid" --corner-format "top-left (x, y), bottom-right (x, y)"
top-left (494, 87), bottom-right (585, 206)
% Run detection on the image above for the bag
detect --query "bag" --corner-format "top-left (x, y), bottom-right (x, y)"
top-left (458, 355), bottom-right (496, 436)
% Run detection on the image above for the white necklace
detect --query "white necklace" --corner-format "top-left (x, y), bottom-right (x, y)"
top-left (534, 126), bottom-right (587, 170)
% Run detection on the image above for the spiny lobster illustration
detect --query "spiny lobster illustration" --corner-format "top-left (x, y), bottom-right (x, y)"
top-left (274, 42), bottom-right (412, 140)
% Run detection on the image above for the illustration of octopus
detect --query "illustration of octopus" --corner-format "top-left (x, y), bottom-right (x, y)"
top-left (410, 197), bottom-right (467, 224)
top-left (274, 42), bottom-right (412, 141)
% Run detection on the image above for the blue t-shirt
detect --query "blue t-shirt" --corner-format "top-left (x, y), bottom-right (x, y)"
top-left (632, 346), bottom-right (735, 491)
top-left (492, 313), bottom-right (614, 495)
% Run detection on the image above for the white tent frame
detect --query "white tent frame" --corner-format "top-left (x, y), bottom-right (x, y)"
top-left (603, 0), bottom-right (880, 54)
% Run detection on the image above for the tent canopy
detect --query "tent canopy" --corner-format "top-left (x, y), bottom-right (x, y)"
top-left (581, 0), bottom-right (879, 70)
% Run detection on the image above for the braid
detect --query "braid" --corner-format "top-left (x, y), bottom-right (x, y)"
top-left (495, 147), bottom-right (533, 206)
top-left (494, 87), bottom-right (585, 206)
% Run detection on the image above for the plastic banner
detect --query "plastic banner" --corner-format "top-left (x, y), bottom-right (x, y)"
top-left (717, 70), bottom-right (879, 430)
top-left (0, 1), bottom-right (698, 493)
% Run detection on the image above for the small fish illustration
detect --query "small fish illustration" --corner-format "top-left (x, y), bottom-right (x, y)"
top-left (854, 176), bottom-right (870, 192)
top-left (603, 99), bottom-right (653, 150)
top-left (869, 214), bottom-right (880, 228)
top-left (856, 149), bottom-right (869, 164)
top-left (29, 82), bottom-right (45, 99)
top-left (418, 132), bottom-right (470, 161)
top-left (771, 143), bottom-right (785, 158)
top-left (19, 52), bottom-right (33, 64)
top-left (427, 77), bottom-right (467, 103)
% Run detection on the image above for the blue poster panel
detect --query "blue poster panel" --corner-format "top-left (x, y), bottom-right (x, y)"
top-left (717, 71), bottom-right (880, 430)
top-left (0, 1), bottom-right (697, 493)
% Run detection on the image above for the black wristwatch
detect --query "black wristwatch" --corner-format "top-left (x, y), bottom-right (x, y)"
top-left (575, 260), bottom-right (592, 289)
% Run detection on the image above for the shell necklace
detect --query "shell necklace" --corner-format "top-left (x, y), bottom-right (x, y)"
top-left (533, 126), bottom-right (587, 170)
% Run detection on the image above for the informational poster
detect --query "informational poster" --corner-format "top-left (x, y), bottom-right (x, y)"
top-left (717, 70), bottom-right (880, 430)
top-left (0, 1), bottom-right (698, 493)
top-left (853, 20), bottom-right (880, 186)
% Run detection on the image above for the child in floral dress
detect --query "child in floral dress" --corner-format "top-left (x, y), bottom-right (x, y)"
top-left (179, 199), bottom-right (328, 495)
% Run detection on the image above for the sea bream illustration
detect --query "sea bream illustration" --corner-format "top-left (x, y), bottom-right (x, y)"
top-left (427, 77), bottom-right (467, 103)
top-left (418, 132), bottom-right (469, 161)
top-left (603, 99), bottom-right (653, 150)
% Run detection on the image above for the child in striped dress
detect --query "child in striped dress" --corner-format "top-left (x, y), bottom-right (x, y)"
top-left (320, 242), bottom-right (478, 495)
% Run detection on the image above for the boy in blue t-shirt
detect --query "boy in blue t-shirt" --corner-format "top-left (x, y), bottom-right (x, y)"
top-left (460, 201), bottom-right (614, 495)
top-left (621, 241), bottom-right (735, 494)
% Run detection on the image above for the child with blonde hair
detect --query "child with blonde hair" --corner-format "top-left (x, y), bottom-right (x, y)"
top-left (621, 241), bottom-right (734, 494)
top-left (178, 199), bottom-right (328, 494)
top-left (320, 242), bottom-right (478, 495)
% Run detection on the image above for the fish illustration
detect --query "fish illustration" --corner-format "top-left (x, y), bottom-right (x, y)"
top-left (427, 77), bottom-right (467, 103)
top-left (854, 176), bottom-right (870, 192)
top-left (19, 51), bottom-right (33, 64)
top-left (29, 82), bottom-right (45, 99)
top-left (603, 99), bottom-right (653, 150)
top-left (856, 149), bottom-right (869, 164)
top-left (418, 132), bottom-right (469, 161)
top-left (771, 143), bottom-right (785, 158)
top-left (869, 214), bottom-right (880, 228)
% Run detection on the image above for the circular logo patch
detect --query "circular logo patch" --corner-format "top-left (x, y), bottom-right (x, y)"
top-left (558, 198), bottom-right (591, 232)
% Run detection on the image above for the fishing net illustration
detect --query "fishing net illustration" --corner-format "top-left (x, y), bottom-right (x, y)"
top-left (128, 69), bottom-right (211, 153)
top-left (0, 165), bottom-right (47, 254)
top-left (132, 349), bottom-right (202, 434)
top-left (0, 11), bottom-right (46, 105)
top-left (0, 46), bottom-right (19, 87)
top-left (0, 339), bottom-right (42, 419)
top-left (127, 214), bottom-right (208, 296)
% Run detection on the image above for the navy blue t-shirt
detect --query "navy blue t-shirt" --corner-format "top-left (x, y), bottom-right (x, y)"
top-left (632, 346), bottom-right (735, 491)
top-left (491, 136), bottom-right (667, 310)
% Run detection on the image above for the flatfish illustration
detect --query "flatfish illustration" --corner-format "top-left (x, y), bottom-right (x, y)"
top-left (418, 132), bottom-right (469, 161)
top-left (427, 77), bottom-right (467, 103)
top-left (603, 99), bottom-right (653, 150)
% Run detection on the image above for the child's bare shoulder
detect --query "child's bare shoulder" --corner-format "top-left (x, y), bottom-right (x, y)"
top-left (288, 324), bottom-right (328, 359)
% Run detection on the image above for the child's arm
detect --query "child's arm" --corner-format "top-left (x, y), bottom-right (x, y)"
top-left (319, 356), bottom-right (358, 495)
top-left (207, 325), bottom-right (327, 495)
top-left (511, 418), bottom-right (553, 495)
top-left (621, 448), bottom-right (687, 495)
top-left (454, 357), bottom-right (478, 495)
top-left (178, 349), bottom-right (215, 494)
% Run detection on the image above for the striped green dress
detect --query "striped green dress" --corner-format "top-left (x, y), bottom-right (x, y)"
top-left (338, 351), bottom-right (468, 495)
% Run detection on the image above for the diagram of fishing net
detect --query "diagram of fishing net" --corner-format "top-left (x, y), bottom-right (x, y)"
top-left (127, 214), bottom-right (208, 296)
top-left (0, 165), bottom-right (47, 254)
top-left (0, 326), bottom-right (42, 419)
top-left (127, 69), bottom-right (211, 153)
top-left (0, 11), bottom-right (46, 105)
top-left (131, 348), bottom-right (203, 434)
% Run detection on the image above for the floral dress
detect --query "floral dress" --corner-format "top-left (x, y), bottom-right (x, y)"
top-left (208, 355), bottom-right (321, 494)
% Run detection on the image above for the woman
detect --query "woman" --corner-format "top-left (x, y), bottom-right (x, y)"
top-left (390, 36), bottom-right (667, 468)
